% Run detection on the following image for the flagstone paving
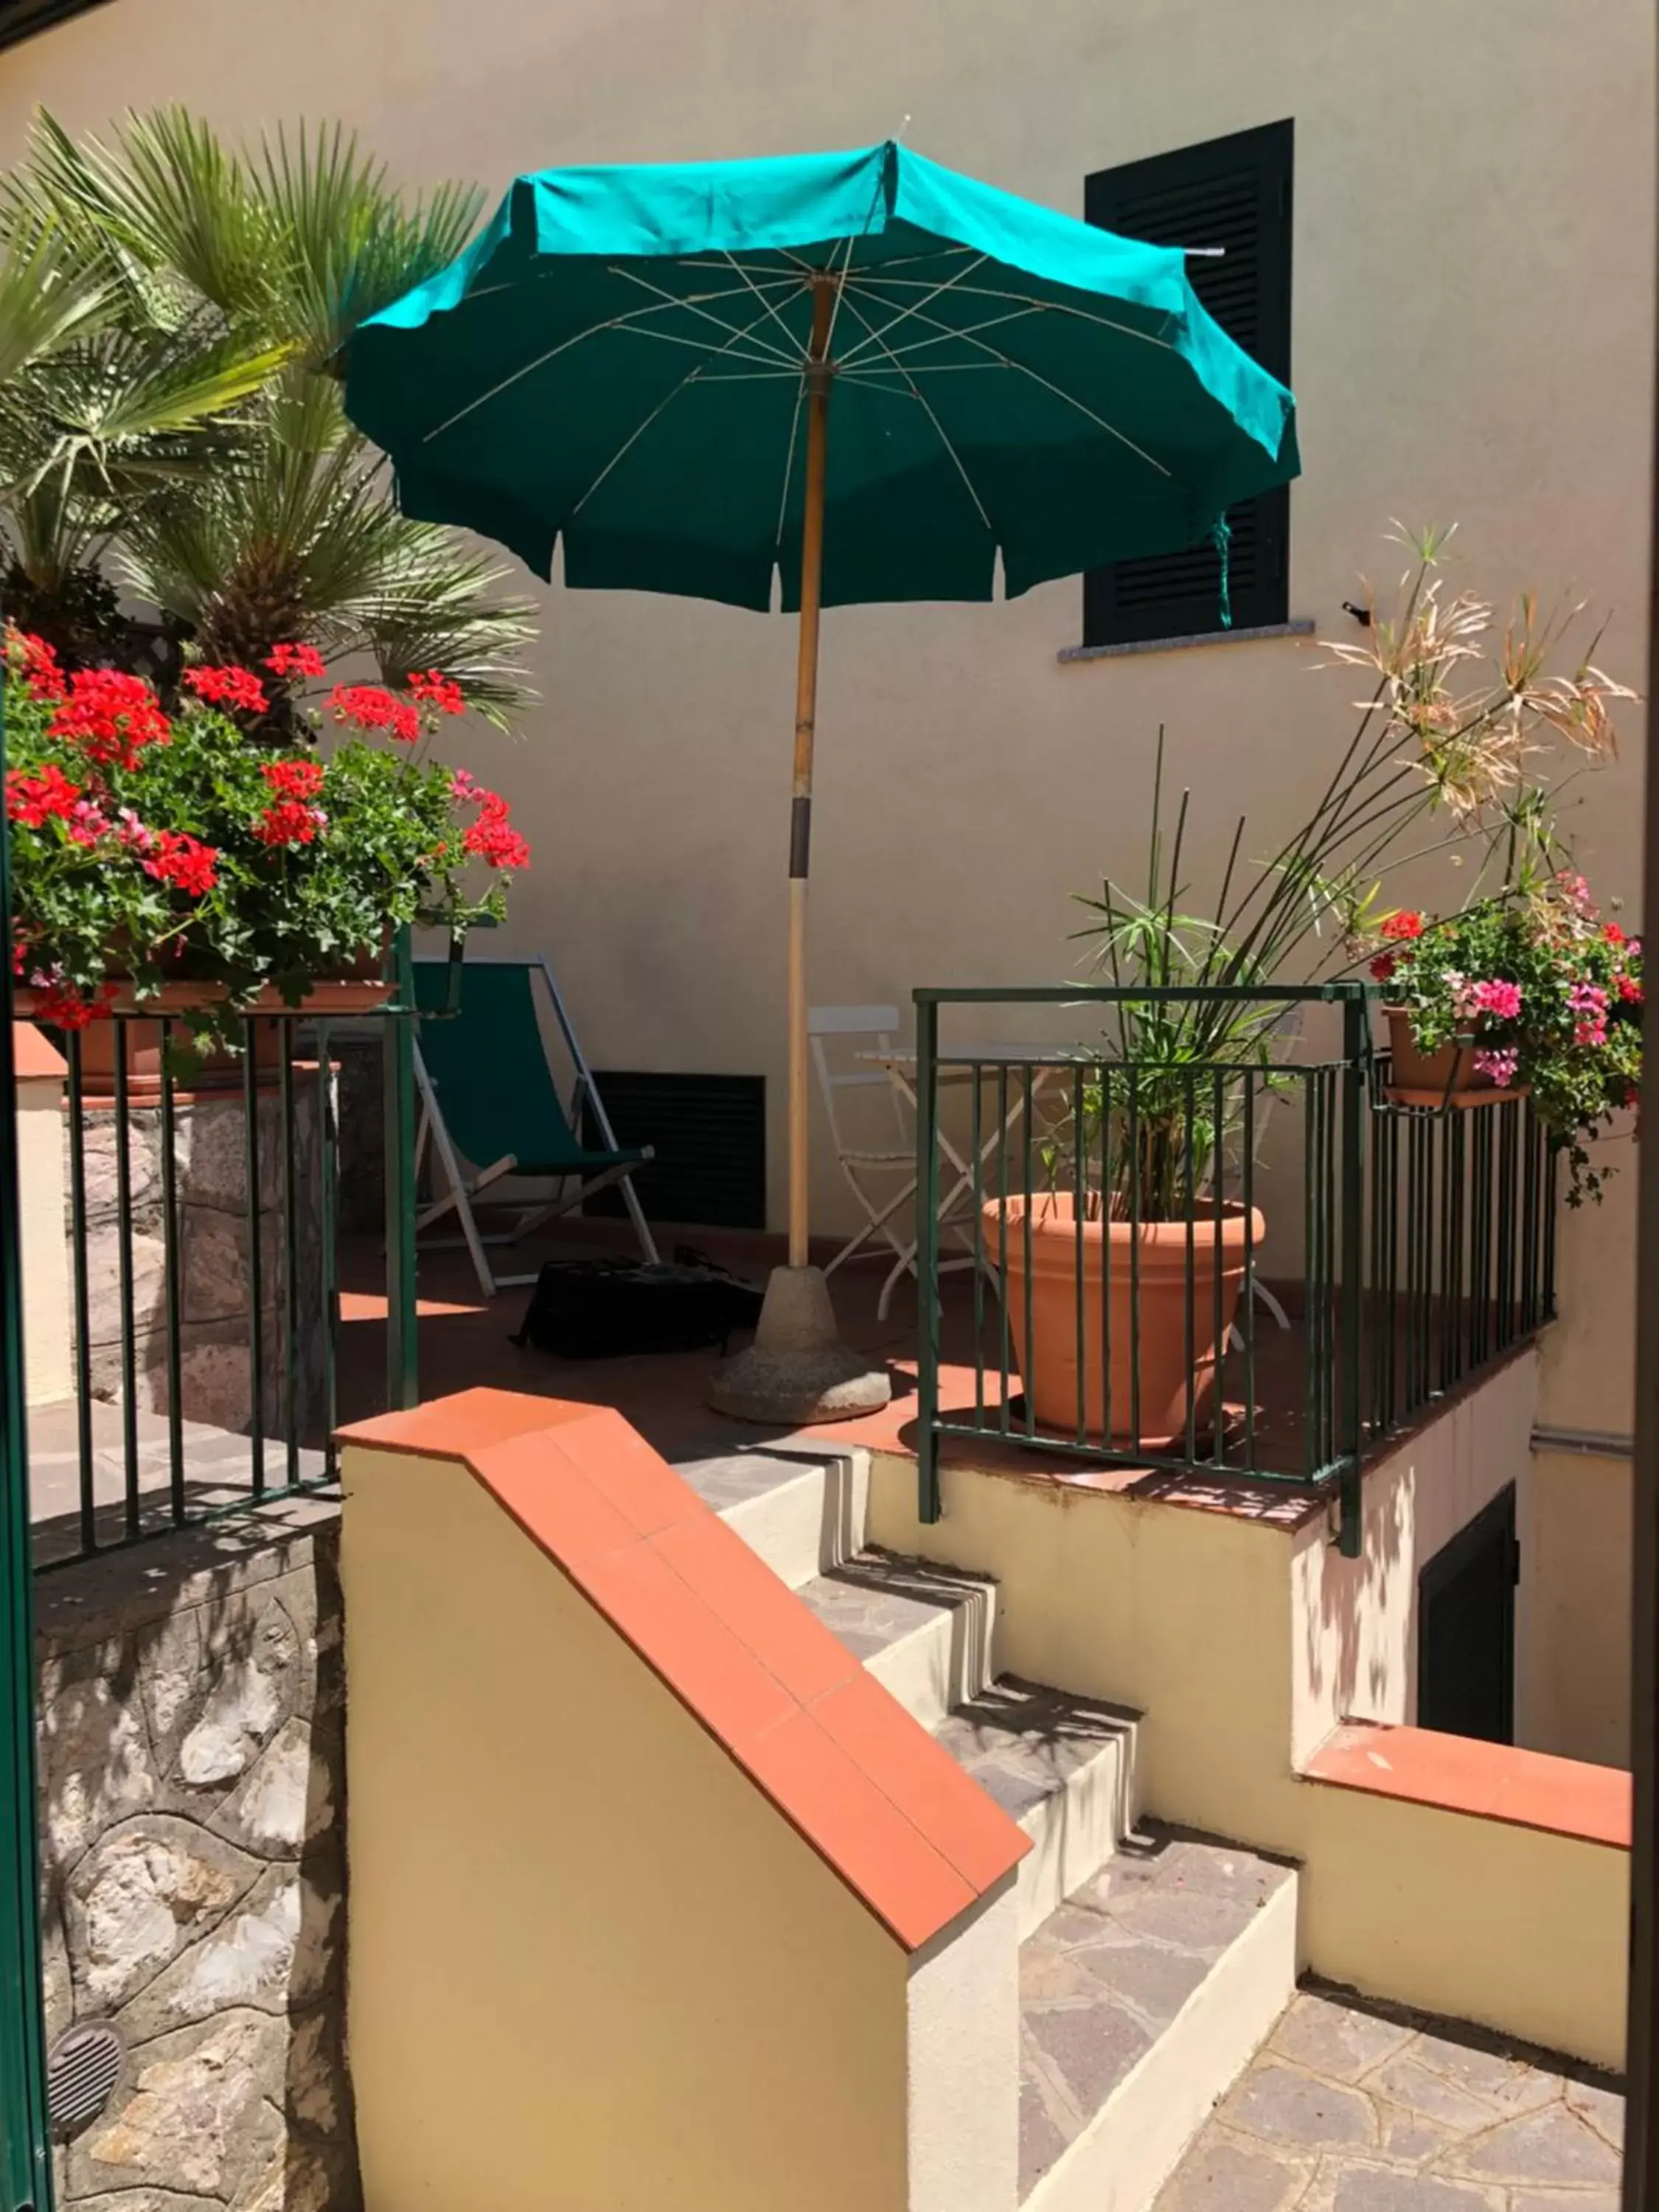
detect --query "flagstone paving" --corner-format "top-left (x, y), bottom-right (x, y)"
top-left (1152, 1986), bottom-right (1624, 2212)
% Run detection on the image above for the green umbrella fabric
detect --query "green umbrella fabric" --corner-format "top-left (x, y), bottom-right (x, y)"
top-left (344, 140), bottom-right (1298, 612)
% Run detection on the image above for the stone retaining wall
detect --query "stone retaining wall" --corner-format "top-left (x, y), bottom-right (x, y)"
top-left (35, 1498), bottom-right (358, 2212)
top-left (73, 1082), bottom-right (327, 1441)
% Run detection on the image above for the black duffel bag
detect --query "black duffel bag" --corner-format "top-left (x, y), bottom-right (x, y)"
top-left (511, 1245), bottom-right (763, 1360)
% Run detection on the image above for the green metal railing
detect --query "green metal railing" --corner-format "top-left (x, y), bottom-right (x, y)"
top-left (1, 667), bottom-right (51, 2209)
top-left (33, 942), bottom-right (420, 1574)
top-left (914, 985), bottom-right (1557, 1556)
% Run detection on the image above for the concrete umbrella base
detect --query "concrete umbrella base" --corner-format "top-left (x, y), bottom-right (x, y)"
top-left (707, 1264), bottom-right (892, 1425)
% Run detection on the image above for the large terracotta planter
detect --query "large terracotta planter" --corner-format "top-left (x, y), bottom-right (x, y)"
top-left (983, 1191), bottom-right (1265, 1445)
top-left (1384, 1008), bottom-right (1526, 1105)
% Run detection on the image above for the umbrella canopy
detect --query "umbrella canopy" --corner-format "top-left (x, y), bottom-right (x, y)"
top-left (341, 140), bottom-right (1301, 1421)
top-left (343, 140), bottom-right (1298, 612)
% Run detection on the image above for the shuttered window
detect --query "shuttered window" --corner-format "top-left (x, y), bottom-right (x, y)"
top-left (1082, 120), bottom-right (1293, 648)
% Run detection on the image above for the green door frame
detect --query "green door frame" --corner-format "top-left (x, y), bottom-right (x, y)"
top-left (0, 655), bottom-right (53, 2209)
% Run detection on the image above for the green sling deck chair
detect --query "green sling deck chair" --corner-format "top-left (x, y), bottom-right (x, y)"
top-left (411, 956), bottom-right (658, 1296)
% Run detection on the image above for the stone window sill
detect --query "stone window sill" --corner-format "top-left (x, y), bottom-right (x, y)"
top-left (1058, 618), bottom-right (1315, 665)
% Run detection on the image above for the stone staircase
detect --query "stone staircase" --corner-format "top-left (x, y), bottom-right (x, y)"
top-left (675, 1442), bottom-right (1301, 2212)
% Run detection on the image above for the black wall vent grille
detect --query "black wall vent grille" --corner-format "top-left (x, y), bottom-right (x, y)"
top-left (583, 1072), bottom-right (767, 1230)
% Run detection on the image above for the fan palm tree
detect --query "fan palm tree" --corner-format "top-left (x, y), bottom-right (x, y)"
top-left (0, 107), bottom-right (534, 712)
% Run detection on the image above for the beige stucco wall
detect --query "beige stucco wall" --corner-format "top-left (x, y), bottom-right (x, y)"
top-left (341, 1441), bottom-right (923, 2212)
top-left (1519, 1446), bottom-right (1633, 1770)
top-left (868, 1371), bottom-right (1624, 2067)
top-left (0, 1), bottom-right (1648, 1356)
top-left (1299, 1778), bottom-right (1629, 2073)
top-left (17, 1073), bottom-right (71, 1406)
top-left (1293, 1352), bottom-right (1538, 1764)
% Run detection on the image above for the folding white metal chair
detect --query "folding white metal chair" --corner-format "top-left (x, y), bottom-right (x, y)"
top-left (810, 1006), bottom-right (977, 1321)
top-left (1204, 1001), bottom-right (1302, 1346)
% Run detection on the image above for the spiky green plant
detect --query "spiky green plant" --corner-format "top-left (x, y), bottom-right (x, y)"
top-left (0, 107), bottom-right (534, 710)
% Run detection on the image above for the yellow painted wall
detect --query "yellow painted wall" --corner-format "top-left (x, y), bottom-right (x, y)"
top-left (0, 1), bottom-right (1648, 1424)
top-left (1299, 1781), bottom-right (1629, 2073)
top-left (868, 1366), bottom-right (1626, 2068)
top-left (1519, 1447), bottom-right (1632, 1770)
top-left (340, 1444), bottom-right (914, 2212)
top-left (1293, 1353), bottom-right (1538, 1764)
top-left (18, 1075), bottom-right (71, 1406)
top-left (868, 1454), bottom-right (1295, 1844)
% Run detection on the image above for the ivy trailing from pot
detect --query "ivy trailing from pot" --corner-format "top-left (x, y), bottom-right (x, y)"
top-left (4, 626), bottom-right (529, 1063)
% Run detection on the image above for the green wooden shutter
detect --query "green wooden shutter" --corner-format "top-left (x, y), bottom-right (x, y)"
top-left (1083, 120), bottom-right (1293, 647)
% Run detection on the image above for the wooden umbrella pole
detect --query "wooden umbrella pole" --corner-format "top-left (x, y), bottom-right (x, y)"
top-left (787, 276), bottom-right (835, 1270)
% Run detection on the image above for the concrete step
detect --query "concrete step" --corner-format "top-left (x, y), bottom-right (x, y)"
top-left (794, 1548), bottom-right (999, 1731)
top-left (935, 1680), bottom-right (1143, 1941)
top-left (1017, 1826), bottom-right (1298, 2212)
top-left (675, 1443), bottom-right (867, 1588)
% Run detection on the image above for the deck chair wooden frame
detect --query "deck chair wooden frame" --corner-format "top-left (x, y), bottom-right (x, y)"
top-left (413, 953), bottom-right (659, 1298)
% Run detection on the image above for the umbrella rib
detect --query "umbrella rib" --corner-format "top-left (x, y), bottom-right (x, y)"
top-left (832, 254), bottom-right (990, 369)
top-left (568, 295), bottom-right (806, 520)
top-left (832, 288), bottom-right (994, 535)
top-left (775, 380), bottom-right (806, 551)
top-left (420, 296), bottom-right (789, 441)
top-left (841, 276), bottom-right (1178, 355)
top-left (846, 296), bottom-right (1173, 477)
top-left (718, 251), bottom-right (810, 359)
top-left (608, 263), bottom-right (803, 366)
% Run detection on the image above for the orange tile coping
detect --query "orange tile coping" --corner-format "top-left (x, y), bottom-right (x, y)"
top-left (339, 1387), bottom-right (1030, 1950)
top-left (11, 1022), bottom-right (66, 1080)
top-left (1304, 1720), bottom-right (1631, 1849)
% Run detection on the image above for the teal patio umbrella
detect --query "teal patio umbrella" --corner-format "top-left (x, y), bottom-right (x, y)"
top-left (344, 139), bottom-right (1300, 1419)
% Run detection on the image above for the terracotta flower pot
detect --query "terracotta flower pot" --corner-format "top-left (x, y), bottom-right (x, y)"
top-left (983, 1190), bottom-right (1265, 1445)
top-left (1383, 1008), bottom-right (1526, 1104)
top-left (18, 968), bottom-right (394, 1099)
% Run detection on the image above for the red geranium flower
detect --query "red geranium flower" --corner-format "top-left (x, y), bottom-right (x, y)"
top-left (1380, 911), bottom-right (1425, 942)
top-left (1369, 953), bottom-right (1397, 983)
top-left (48, 669), bottom-right (171, 771)
top-left (407, 669), bottom-right (467, 715)
top-left (143, 830), bottom-right (219, 898)
top-left (265, 642), bottom-right (327, 682)
top-left (262, 757), bottom-right (326, 801)
top-left (462, 793), bottom-right (530, 871)
top-left (184, 664), bottom-right (270, 715)
top-left (329, 684), bottom-right (420, 742)
top-left (1604, 922), bottom-right (1629, 947)
top-left (1619, 975), bottom-right (1644, 1005)
top-left (8, 630), bottom-right (67, 703)
top-left (254, 799), bottom-right (323, 847)
top-left (6, 763), bottom-right (83, 828)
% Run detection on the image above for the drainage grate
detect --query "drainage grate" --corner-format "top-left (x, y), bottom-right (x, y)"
top-left (46, 2023), bottom-right (124, 2135)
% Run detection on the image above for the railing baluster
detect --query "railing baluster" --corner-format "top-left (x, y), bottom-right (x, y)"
top-left (1099, 1064), bottom-right (1113, 1448)
top-left (319, 1021), bottom-right (340, 1481)
top-left (280, 1029), bottom-right (300, 1491)
top-left (245, 1020), bottom-right (265, 1498)
top-left (1022, 1065), bottom-right (1035, 1439)
top-left (1211, 1068), bottom-right (1225, 1467)
top-left (1241, 1073), bottom-right (1256, 1468)
top-left (970, 1062), bottom-right (985, 1427)
top-left (66, 1030), bottom-right (96, 1556)
top-left (1072, 1066), bottom-right (1086, 1446)
top-left (159, 1020), bottom-right (184, 1526)
top-left (113, 1018), bottom-right (140, 1540)
top-left (997, 1062), bottom-right (1012, 1438)
top-left (1183, 1069), bottom-right (1197, 1467)
top-left (914, 998), bottom-right (941, 1523)
top-left (1127, 1070), bottom-right (1141, 1453)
